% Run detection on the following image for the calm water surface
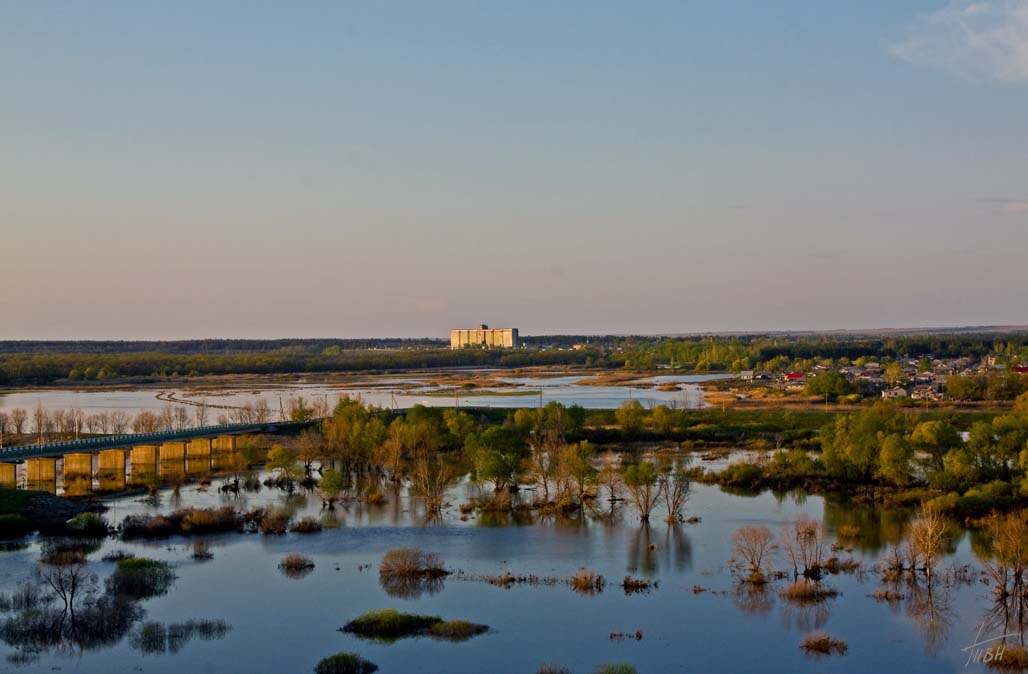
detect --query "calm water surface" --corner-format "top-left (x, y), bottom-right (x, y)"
top-left (0, 462), bottom-right (1004, 674)
top-left (0, 373), bottom-right (732, 418)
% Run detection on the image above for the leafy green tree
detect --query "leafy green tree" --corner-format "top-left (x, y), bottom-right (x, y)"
top-left (267, 444), bottom-right (302, 484)
top-left (803, 371), bottom-right (853, 400)
top-left (443, 409), bottom-right (476, 445)
top-left (650, 404), bottom-right (677, 437)
top-left (820, 402), bottom-right (904, 482)
top-left (910, 420), bottom-right (962, 474)
top-left (623, 461), bottom-right (660, 522)
top-left (319, 468), bottom-right (345, 505)
top-left (616, 400), bottom-right (646, 436)
top-left (562, 440), bottom-right (596, 500)
top-left (877, 434), bottom-right (913, 487)
top-left (467, 426), bottom-right (527, 491)
top-left (946, 375), bottom-right (983, 401)
top-left (884, 362), bottom-right (907, 387)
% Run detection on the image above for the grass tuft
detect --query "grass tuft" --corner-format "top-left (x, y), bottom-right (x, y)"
top-left (800, 632), bottom-right (848, 656)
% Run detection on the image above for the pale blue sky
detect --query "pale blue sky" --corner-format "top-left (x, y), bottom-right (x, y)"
top-left (2, 1), bottom-right (1027, 339)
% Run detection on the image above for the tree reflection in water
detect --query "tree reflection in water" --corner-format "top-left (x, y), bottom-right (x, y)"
top-left (733, 584), bottom-right (774, 618)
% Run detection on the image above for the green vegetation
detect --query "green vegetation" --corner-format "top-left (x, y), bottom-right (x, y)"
top-left (314, 652), bottom-right (379, 674)
top-left (341, 609), bottom-right (487, 643)
top-left (107, 558), bottom-right (176, 599)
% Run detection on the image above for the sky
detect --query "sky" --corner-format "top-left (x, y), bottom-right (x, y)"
top-left (2, 1), bottom-right (1027, 339)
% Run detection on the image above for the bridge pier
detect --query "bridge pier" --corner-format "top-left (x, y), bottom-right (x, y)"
top-left (0, 463), bottom-right (15, 488)
top-left (25, 457), bottom-right (57, 493)
top-left (26, 457), bottom-right (57, 482)
top-left (186, 438), bottom-right (212, 475)
top-left (212, 436), bottom-right (237, 453)
top-left (98, 449), bottom-right (126, 491)
top-left (130, 445), bottom-right (158, 485)
top-left (62, 453), bottom-right (94, 496)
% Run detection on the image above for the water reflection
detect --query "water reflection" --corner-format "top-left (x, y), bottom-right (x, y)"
top-left (129, 619), bottom-right (230, 655)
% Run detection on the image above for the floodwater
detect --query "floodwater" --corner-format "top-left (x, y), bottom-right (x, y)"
top-left (0, 373), bottom-right (733, 418)
top-left (0, 458), bottom-right (1007, 674)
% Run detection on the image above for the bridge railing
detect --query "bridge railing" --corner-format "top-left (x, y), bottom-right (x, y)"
top-left (0, 419), bottom-right (316, 461)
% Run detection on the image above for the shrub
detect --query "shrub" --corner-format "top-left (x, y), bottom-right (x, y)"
top-left (341, 609), bottom-right (441, 641)
top-left (65, 512), bottom-right (109, 537)
top-left (800, 632), bottom-right (848, 656)
top-left (0, 515), bottom-right (31, 539)
top-left (621, 576), bottom-right (654, 594)
top-left (341, 609), bottom-right (488, 643)
top-left (570, 569), bottom-right (605, 594)
top-left (107, 558), bottom-right (176, 599)
top-left (780, 581), bottom-right (838, 603)
top-left (179, 507), bottom-right (242, 534)
top-left (718, 462), bottom-right (764, 489)
top-left (379, 548), bottom-right (447, 579)
top-left (279, 554), bottom-right (315, 578)
top-left (290, 517), bottom-right (323, 534)
top-left (427, 619), bottom-right (489, 642)
top-left (314, 652), bottom-right (379, 674)
top-left (259, 508), bottom-right (291, 535)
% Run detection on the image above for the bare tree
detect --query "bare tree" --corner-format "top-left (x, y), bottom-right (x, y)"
top-left (32, 404), bottom-right (49, 444)
top-left (11, 408), bottom-right (27, 435)
top-left (173, 406), bottom-right (190, 430)
top-left (73, 409), bottom-right (85, 438)
top-left (780, 515), bottom-right (827, 579)
top-left (731, 525), bottom-right (776, 583)
top-left (253, 398), bottom-right (272, 423)
top-left (909, 502), bottom-right (948, 582)
top-left (0, 411), bottom-right (8, 446)
top-left (194, 400), bottom-right (209, 427)
top-left (411, 447), bottom-right (456, 514)
top-left (157, 407), bottom-right (175, 432)
top-left (131, 411), bottom-right (159, 434)
top-left (109, 411), bottom-right (130, 434)
top-left (980, 510), bottom-right (1028, 598)
top-left (657, 459), bottom-right (691, 524)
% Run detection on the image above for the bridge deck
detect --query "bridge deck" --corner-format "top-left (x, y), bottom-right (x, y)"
top-left (0, 420), bottom-right (313, 462)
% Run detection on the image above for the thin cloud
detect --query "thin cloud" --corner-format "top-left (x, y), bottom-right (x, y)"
top-left (891, 0), bottom-right (1028, 83)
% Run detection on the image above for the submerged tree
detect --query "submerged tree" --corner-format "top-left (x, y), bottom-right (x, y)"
top-left (656, 458), bottom-right (690, 524)
top-left (623, 461), bottom-right (660, 522)
top-left (731, 525), bottom-right (776, 583)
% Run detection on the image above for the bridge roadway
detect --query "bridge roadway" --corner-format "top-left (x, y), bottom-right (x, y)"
top-left (0, 420), bottom-right (313, 462)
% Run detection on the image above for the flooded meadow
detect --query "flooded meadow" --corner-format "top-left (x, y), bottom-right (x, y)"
top-left (0, 454), bottom-right (1012, 674)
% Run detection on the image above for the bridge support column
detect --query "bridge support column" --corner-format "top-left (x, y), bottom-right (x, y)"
top-left (0, 463), bottom-right (15, 488)
top-left (62, 453), bottom-right (94, 496)
top-left (26, 457), bottom-right (57, 482)
top-left (212, 436), bottom-right (237, 453)
top-left (159, 441), bottom-right (186, 481)
top-left (186, 438), bottom-right (211, 474)
top-left (98, 449), bottom-right (126, 492)
top-left (130, 445), bottom-right (158, 485)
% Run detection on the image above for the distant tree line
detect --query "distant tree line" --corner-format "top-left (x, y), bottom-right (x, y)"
top-left (0, 349), bottom-right (596, 386)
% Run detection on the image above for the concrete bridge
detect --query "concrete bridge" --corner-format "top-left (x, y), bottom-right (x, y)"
top-left (0, 420), bottom-right (312, 492)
